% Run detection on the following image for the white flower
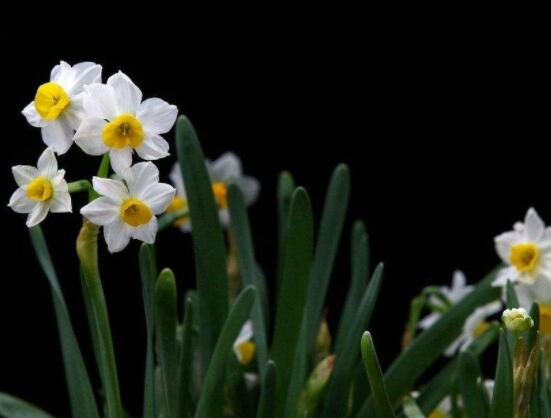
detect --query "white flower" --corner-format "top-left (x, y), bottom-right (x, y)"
top-left (80, 162), bottom-right (175, 253)
top-left (8, 148), bottom-right (71, 227)
top-left (74, 72), bottom-right (178, 175)
top-left (233, 320), bottom-right (256, 366)
top-left (493, 208), bottom-right (551, 287)
top-left (167, 152), bottom-right (260, 231)
top-left (22, 61), bottom-right (102, 155)
top-left (419, 271), bottom-right (473, 330)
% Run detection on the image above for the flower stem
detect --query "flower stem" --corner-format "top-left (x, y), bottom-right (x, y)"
top-left (157, 208), bottom-right (189, 231)
top-left (68, 180), bottom-right (92, 194)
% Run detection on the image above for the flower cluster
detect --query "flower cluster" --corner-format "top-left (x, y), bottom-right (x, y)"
top-left (9, 61), bottom-right (259, 254)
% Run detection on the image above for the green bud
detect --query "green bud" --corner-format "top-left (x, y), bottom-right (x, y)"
top-left (315, 318), bottom-right (332, 358)
top-left (502, 308), bottom-right (534, 332)
top-left (297, 355), bottom-right (336, 417)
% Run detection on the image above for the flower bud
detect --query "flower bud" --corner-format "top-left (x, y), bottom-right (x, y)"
top-left (502, 308), bottom-right (534, 332)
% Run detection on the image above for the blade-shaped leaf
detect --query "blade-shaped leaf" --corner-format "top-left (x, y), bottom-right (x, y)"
top-left (257, 361), bottom-right (277, 418)
top-left (490, 330), bottom-right (513, 418)
top-left (277, 171), bottom-right (295, 290)
top-left (458, 351), bottom-right (488, 418)
top-left (0, 393), bottom-right (55, 418)
top-left (179, 297), bottom-right (195, 418)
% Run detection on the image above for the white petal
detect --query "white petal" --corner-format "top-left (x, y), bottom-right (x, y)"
top-left (74, 117), bottom-right (109, 156)
top-left (37, 148), bottom-right (58, 177)
top-left (130, 217), bottom-right (158, 244)
top-left (541, 228), bottom-right (551, 250)
top-left (83, 83), bottom-right (118, 120)
top-left (50, 63), bottom-right (61, 81)
top-left (41, 119), bottom-right (74, 155)
top-left (110, 147), bottom-right (133, 175)
top-left (51, 171), bottom-right (68, 190)
top-left (8, 188), bottom-right (35, 213)
top-left (482, 301), bottom-right (502, 317)
top-left (52, 61), bottom-right (73, 87)
top-left (50, 191), bottom-right (72, 213)
top-left (138, 98), bottom-right (178, 134)
top-left (140, 183), bottom-right (176, 214)
top-left (514, 283), bottom-right (534, 309)
top-left (81, 196), bottom-right (120, 225)
top-left (494, 231), bottom-right (519, 263)
top-left (492, 266), bottom-right (518, 287)
top-left (234, 320), bottom-right (254, 347)
top-left (22, 102), bottom-right (47, 128)
top-left (219, 209), bottom-right (230, 228)
top-left (62, 93), bottom-right (85, 130)
top-left (524, 208), bottom-right (545, 242)
top-left (208, 152), bottom-right (242, 182)
top-left (12, 165), bottom-right (38, 187)
top-left (126, 162), bottom-right (160, 196)
top-left (452, 270), bottom-right (466, 289)
top-left (237, 176), bottom-right (260, 205)
top-left (418, 312), bottom-right (440, 329)
top-left (135, 134), bottom-right (170, 160)
top-left (104, 219), bottom-right (131, 253)
top-left (67, 62), bottom-right (102, 94)
top-left (107, 72), bottom-right (142, 114)
top-left (26, 202), bottom-right (49, 227)
top-left (92, 177), bottom-right (128, 203)
top-left (169, 162), bottom-right (186, 198)
top-left (444, 337), bottom-right (463, 357)
top-left (531, 278), bottom-right (551, 305)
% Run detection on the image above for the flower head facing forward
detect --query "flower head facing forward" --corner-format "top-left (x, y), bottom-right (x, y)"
top-left (167, 152), bottom-right (260, 231)
top-left (8, 148), bottom-right (71, 227)
top-left (22, 61), bottom-right (102, 155)
top-left (493, 208), bottom-right (551, 287)
top-left (80, 162), bottom-right (175, 253)
top-left (74, 72), bottom-right (178, 175)
top-left (233, 320), bottom-right (256, 366)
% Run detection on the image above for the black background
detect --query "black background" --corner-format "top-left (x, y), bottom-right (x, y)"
top-left (0, 17), bottom-right (549, 417)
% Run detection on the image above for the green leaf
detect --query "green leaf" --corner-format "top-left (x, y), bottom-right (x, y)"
top-left (179, 297), bottom-right (195, 418)
top-left (335, 220), bottom-right (370, 354)
top-left (532, 347), bottom-right (551, 418)
top-left (155, 268), bottom-right (179, 418)
top-left (490, 330), bottom-right (513, 418)
top-left (277, 171), bottom-right (295, 289)
top-left (29, 226), bottom-right (99, 418)
top-left (361, 332), bottom-right (395, 418)
top-left (303, 164), bottom-right (350, 353)
top-left (272, 187), bottom-right (314, 417)
top-left (139, 244), bottom-right (157, 418)
top-left (257, 361), bottom-right (277, 418)
top-left (506, 280), bottom-right (520, 308)
top-left (227, 183), bottom-right (269, 378)
top-left (401, 396), bottom-right (426, 418)
top-left (356, 268), bottom-right (501, 418)
top-left (176, 115), bottom-right (229, 371)
top-left (77, 221), bottom-right (123, 418)
top-left (457, 351), bottom-right (488, 418)
top-left (322, 264), bottom-right (384, 418)
top-left (194, 286), bottom-right (256, 418)
top-left (0, 393), bottom-right (55, 418)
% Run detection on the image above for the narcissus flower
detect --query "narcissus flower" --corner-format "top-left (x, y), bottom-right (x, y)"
top-left (493, 208), bottom-right (551, 287)
top-left (233, 320), bottom-right (256, 366)
top-left (167, 152), bottom-right (260, 231)
top-left (74, 72), bottom-right (177, 174)
top-left (80, 162), bottom-right (175, 253)
top-left (22, 61), bottom-right (102, 155)
top-left (8, 148), bottom-right (71, 226)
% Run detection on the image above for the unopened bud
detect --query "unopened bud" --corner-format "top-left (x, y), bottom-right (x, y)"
top-left (297, 355), bottom-right (336, 416)
top-left (502, 308), bottom-right (534, 332)
top-left (315, 318), bottom-right (332, 358)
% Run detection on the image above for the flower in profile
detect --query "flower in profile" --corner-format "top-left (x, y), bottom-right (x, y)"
top-left (233, 320), bottom-right (256, 366)
top-left (502, 307), bottom-right (534, 332)
top-left (22, 61), bottom-right (102, 155)
top-left (74, 72), bottom-right (177, 174)
top-left (419, 271), bottom-right (473, 330)
top-left (493, 208), bottom-right (551, 287)
top-left (8, 148), bottom-right (71, 227)
top-left (167, 152), bottom-right (260, 231)
top-left (80, 162), bottom-right (175, 253)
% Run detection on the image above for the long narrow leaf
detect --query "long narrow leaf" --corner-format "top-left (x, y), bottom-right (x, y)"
top-left (277, 171), bottom-right (295, 290)
top-left (257, 361), bottom-right (277, 418)
top-left (179, 297), bottom-right (195, 418)
top-left (458, 351), bottom-right (488, 418)
top-left (0, 393), bottom-right (55, 418)
top-left (491, 330), bottom-right (513, 418)
top-left (29, 226), bottom-right (99, 418)
top-left (176, 115), bottom-right (229, 371)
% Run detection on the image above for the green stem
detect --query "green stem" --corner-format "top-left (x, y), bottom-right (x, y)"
top-left (90, 154), bottom-right (111, 200)
top-left (68, 180), bottom-right (92, 194)
top-left (77, 220), bottom-right (123, 418)
top-left (158, 209), bottom-right (189, 231)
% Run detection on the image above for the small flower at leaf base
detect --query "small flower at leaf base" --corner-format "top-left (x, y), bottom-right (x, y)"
top-left (74, 71), bottom-right (178, 174)
top-left (502, 308), bottom-right (534, 332)
top-left (167, 152), bottom-right (260, 231)
top-left (22, 61), bottom-right (102, 155)
top-left (8, 148), bottom-right (71, 227)
top-left (80, 162), bottom-right (175, 253)
top-left (493, 208), bottom-right (551, 287)
top-left (233, 320), bottom-right (256, 366)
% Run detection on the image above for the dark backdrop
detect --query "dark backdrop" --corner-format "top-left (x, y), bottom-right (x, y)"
top-left (1, 23), bottom-right (549, 417)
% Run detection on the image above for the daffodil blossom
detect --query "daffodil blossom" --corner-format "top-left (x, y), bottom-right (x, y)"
top-left (233, 320), bottom-right (256, 366)
top-left (493, 208), bottom-right (551, 287)
top-left (167, 152), bottom-right (260, 231)
top-left (418, 271), bottom-right (473, 330)
top-left (74, 72), bottom-right (178, 174)
top-left (8, 148), bottom-right (71, 227)
top-left (80, 162), bottom-right (175, 253)
top-left (22, 61), bottom-right (102, 155)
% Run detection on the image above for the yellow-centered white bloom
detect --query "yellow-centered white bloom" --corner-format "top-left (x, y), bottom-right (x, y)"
top-left (22, 61), bottom-right (102, 155)
top-left (233, 320), bottom-right (256, 366)
top-left (80, 162), bottom-right (175, 253)
top-left (74, 72), bottom-right (178, 175)
top-left (493, 208), bottom-right (551, 287)
top-left (502, 308), bottom-right (534, 332)
top-left (8, 148), bottom-right (71, 227)
top-left (167, 152), bottom-right (260, 231)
